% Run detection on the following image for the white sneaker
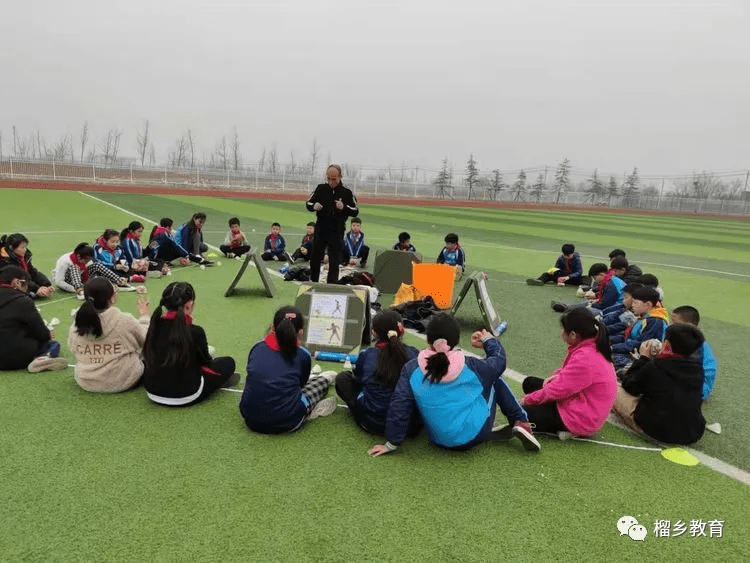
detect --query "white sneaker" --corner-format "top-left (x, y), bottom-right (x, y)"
top-left (228, 252), bottom-right (235, 259)
top-left (76, 293), bottom-right (85, 301)
top-left (309, 397), bottom-right (337, 419)
top-left (28, 356), bottom-right (69, 373)
top-left (118, 285), bottom-right (137, 292)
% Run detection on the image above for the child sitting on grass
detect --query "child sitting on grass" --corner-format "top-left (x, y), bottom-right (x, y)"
top-left (612, 286), bottom-right (669, 370)
top-left (53, 243), bottom-right (132, 299)
top-left (262, 222), bottom-right (291, 261)
top-left (527, 243), bottom-right (582, 287)
top-left (521, 308), bottom-right (617, 437)
top-left (175, 212), bottom-right (210, 259)
top-left (93, 229), bottom-right (144, 285)
top-left (671, 305), bottom-right (717, 401)
top-left (551, 257), bottom-right (627, 313)
top-left (393, 231), bottom-right (416, 252)
top-left (143, 282), bottom-right (237, 406)
top-left (148, 218), bottom-right (211, 267)
top-left (341, 217), bottom-right (370, 268)
top-left (220, 217), bottom-right (251, 258)
top-left (120, 221), bottom-right (169, 276)
top-left (436, 232), bottom-right (465, 279)
top-left (0, 233), bottom-right (54, 298)
top-left (369, 313), bottom-right (540, 456)
top-left (240, 306), bottom-right (337, 434)
top-left (609, 249), bottom-right (642, 284)
top-left (335, 310), bottom-right (420, 436)
top-left (614, 323), bottom-right (706, 445)
top-left (69, 278), bottom-right (151, 393)
top-left (291, 222), bottom-right (315, 262)
top-left (0, 266), bottom-right (67, 372)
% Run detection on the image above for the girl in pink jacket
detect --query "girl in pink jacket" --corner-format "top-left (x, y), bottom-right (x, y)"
top-left (521, 308), bottom-right (617, 437)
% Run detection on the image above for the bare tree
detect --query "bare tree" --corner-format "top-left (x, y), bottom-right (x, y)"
top-left (586, 169), bottom-right (605, 204)
top-left (621, 167), bottom-right (640, 207)
top-left (268, 144), bottom-right (278, 174)
top-left (102, 129), bottom-right (122, 165)
top-left (215, 136), bottom-right (229, 170)
top-left (606, 176), bottom-right (619, 206)
top-left (170, 134), bottom-right (188, 167)
top-left (148, 143), bottom-right (156, 167)
top-left (12, 126), bottom-right (29, 158)
top-left (231, 128), bottom-right (241, 171)
top-left (0, 130), bottom-right (3, 160)
top-left (136, 120), bottom-right (150, 166)
top-left (79, 121), bottom-right (89, 163)
top-left (258, 147), bottom-right (266, 172)
top-left (288, 150), bottom-right (297, 175)
top-left (465, 154), bottom-right (479, 200)
top-left (53, 134), bottom-right (72, 161)
top-left (187, 129), bottom-right (196, 169)
top-left (309, 137), bottom-right (321, 175)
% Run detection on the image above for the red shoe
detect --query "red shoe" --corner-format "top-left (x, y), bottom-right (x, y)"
top-left (129, 274), bottom-right (146, 283)
top-left (512, 421), bottom-right (541, 452)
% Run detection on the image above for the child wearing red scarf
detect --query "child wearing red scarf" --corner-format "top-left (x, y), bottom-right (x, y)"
top-left (240, 306), bottom-right (336, 434)
top-left (143, 282), bottom-right (237, 406)
top-left (52, 243), bottom-right (130, 299)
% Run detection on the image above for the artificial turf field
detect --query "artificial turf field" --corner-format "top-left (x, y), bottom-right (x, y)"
top-left (1, 186), bottom-right (748, 561)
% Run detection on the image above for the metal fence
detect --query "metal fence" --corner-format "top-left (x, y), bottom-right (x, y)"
top-left (1, 158), bottom-right (748, 216)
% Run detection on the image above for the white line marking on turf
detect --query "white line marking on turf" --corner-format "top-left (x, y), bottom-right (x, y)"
top-left (77, 191), bottom-right (750, 485)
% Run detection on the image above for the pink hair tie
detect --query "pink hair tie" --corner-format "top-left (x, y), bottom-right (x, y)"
top-left (432, 338), bottom-right (450, 354)
top-left (285, 312), bottom-right (296, 319)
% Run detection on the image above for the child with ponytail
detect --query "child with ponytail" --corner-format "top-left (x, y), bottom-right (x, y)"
top-left (148, 218), bottom-right (211, 267)
top-left (68, 278), bottom-right (151, 392)
top-left (335, 310), bottom-right (421, 435)
top-left (120, 221), bottom-right (169, 276)
top-left (143, 282), bottom-right (237, 406)
top-left (240, 306), bottom-right (337, 434)
top-left (521, 308), bottom-right (617, 437)
top-left (370, 312), bottom-right (540, 456)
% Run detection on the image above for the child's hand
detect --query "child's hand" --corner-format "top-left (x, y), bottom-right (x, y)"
top-left (313, 202), bottom-right (323, 211)
top-left (49, 329), bottom-right (56, 339)
top-left (335, 199), bottom-right (344, 210)
top-left (369, 444), bottom-right (391, 457)
top-left (471, 330), bottom-right (491, 348)
top-left (115, 263), bottom-right (128, 272)
top-left (179, 257), bottom-right (190, 266)
top-left (300, 247), bottom-right (308, 255)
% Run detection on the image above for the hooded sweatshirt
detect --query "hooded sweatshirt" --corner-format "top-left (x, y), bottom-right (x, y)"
top-left (68, 307), bottom-right (149, 392)
top-left (522, 338), bottom-right (617, 436)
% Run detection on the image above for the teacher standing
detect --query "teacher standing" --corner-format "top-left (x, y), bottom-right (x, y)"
top-left (306, 164), bottom-right (359, 283)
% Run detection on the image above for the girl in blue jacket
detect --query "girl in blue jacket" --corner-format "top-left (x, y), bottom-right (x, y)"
top-left (335, 310), bottom-right (421, 436)
top-left (240, 306), bottom-right (337, 434)
top-left (369, 313), bottom-right (540, 456)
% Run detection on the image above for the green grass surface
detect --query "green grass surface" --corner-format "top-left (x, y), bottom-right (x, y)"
top-left (1, 188), bottom-right (748, 561)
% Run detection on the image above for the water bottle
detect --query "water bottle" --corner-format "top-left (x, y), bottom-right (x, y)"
top-left (279, 264), bottom-right (290, 274)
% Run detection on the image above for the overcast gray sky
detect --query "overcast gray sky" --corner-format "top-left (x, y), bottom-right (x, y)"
top-left (1, 0), bottom-right (747, 177)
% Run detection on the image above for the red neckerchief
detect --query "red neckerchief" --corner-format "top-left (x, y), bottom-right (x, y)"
top-left (126, 232), bottom-right (140, 240)
top-left (0, 282), bottom-right (15, 289)
top-left (264, 331), bottom-right (297, 352)
top-left (153, 227), bottom-right (170, 237)
top-left (657, 350), bottom-right (682, 360)
top-left (163, 311), bottom-right (193, 324)
top-left (96, 236), bottom-right (117, 258)
top-left (564, 256), bottom-right (572, 273)
top-left (269, 234), bottom-right (279, 250)
top-left (302, 233), bottom-right (313, 243)
top-left (375, 341), bottom-right (388, 349)
top-left (17, 254), bottom-right (28, 271)
top-left (596, 270), bottom-right (615, 302)
top-left (195, 224), bottom-right (202, 232)
top-left (69, 252), bottom-right (90, 282)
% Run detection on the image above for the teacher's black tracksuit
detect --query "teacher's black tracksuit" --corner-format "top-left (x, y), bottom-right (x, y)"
top-left (305, 183), bottom-right (359, 283)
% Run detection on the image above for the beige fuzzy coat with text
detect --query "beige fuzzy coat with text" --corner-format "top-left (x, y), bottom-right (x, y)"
top-left (68, 307), bottom-right (150, 392)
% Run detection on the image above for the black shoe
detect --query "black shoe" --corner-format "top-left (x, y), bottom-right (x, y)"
top-left (551, 301), bottom-right (567, 313)
top-left (222, 373), bottom-right (241, 388)
top-left (200, 259), bottom-right (214, 266)
top-left (526, 278), bottom-right (544, 286)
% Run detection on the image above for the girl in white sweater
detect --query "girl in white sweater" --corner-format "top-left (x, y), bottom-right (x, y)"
top-left (68, 278), bottom-right (150, 392)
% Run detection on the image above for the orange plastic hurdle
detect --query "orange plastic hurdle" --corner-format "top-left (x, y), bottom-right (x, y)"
top-left (411, 263), bottom-right (457, 309)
